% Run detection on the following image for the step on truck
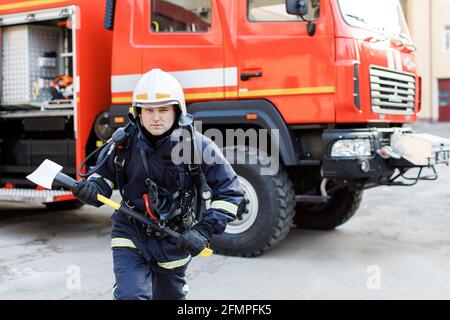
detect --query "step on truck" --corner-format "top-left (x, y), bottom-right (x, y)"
top-left (1, 0), bottom-right (449, 256)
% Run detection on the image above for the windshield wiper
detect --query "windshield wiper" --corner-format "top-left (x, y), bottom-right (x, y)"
top-left (344, 14), bottom-right (367, 24)
top-left (398, 32), bottom-right (413, 42)
top-left (388, 32), bottom-right (417, 52)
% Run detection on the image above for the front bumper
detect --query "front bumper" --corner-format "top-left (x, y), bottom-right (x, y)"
top-left (322, 127), bottom-right (450, 182)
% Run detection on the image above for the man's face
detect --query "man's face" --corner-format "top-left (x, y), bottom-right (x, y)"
top-left (140, 105), bottom-right (177, 136)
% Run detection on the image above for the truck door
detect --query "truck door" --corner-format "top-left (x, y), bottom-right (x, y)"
top-left (236, 0), bottom-right (336, 123)
top-left (132, 0), bottom-right (225, 103)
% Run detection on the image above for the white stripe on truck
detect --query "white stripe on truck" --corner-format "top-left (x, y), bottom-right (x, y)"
top-left (111, 67), bottom-right (238, 93)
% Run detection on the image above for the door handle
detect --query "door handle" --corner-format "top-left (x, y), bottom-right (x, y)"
top-left (240, 72), bottom-right (263, 81)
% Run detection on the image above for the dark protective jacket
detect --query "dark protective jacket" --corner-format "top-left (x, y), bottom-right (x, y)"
top-left (89, 120), bottom-right (244, 235)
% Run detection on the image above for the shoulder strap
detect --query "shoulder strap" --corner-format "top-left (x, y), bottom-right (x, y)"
top-left (114, 122), bottom-right (137, 197)
top-left (140, 148), bottom-right (152, 179)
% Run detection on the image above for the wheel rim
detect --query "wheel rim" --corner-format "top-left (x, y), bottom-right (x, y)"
top-left (225, 175), bottom-right (259, 234)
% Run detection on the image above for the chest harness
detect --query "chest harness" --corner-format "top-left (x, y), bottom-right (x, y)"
top-left (112, 114), bottom-right (212, 232)
top-left (78, 113), bottom-right (212, 232)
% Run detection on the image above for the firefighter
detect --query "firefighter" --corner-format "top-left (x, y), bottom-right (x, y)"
top-left (71, 69), bottom-right (244, 300)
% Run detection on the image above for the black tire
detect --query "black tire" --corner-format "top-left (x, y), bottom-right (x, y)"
top-left (294, 187), bottom-right (363, 230)
top-left (211, 146), bottom-right (296, 257)
top-left (44, 200), bottom-right (85, 211)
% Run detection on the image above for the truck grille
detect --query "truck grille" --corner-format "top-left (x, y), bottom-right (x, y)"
top-left (370, 66), bottom-right (416, 115)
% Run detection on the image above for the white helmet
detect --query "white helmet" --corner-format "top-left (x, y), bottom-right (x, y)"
top-left (131, 68), bottom-right (187, 116)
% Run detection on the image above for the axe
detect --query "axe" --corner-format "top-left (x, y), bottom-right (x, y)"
top-left (27, 159), bottom-right (213, 257)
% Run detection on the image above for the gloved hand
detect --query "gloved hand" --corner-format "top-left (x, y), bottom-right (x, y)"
top-left (72, 179), bottom-right (100, 206)
top-left (176, 225), bottom-right (211, 257)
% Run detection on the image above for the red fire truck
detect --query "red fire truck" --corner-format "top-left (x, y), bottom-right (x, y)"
top-left (0, 0), bottom-right (449, 256)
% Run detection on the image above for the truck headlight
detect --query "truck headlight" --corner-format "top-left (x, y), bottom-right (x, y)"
top-left (331, 139), bottom-right (372, 158)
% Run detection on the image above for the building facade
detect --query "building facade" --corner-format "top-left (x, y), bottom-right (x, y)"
top-left (402, 0), bottom-right (450, 122)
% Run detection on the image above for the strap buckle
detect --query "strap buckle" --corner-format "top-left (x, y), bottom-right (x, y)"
top-left (145, 223), bottom-right (166, 239)
top-left (114, 155), bottom-right (125, 171)
top-left (188, 164), bottom-right (200, 177)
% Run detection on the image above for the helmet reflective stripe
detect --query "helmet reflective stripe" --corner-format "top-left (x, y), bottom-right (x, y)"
top-left (210, 200), bottom-right (238, 216)
top-left (111, 238), bottom-right (137, 249)
top-left (132, 68), bottom-right (187, 116)
top-left (157, 255), bottom-right (191, 269)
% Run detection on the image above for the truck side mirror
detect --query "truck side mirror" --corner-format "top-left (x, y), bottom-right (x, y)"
top-left (286, 0), bottom-right (309, 16)
top-left (285, 0), bottom-right (316, 37)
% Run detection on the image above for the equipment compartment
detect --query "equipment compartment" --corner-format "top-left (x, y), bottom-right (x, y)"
top-left (0, 19), bottom-right (74, 110)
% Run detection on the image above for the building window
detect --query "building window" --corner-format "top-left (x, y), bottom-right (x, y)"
top-left (248, 0), bottom-right (320, 22)
top-left (439, 89), bottom-right (450, 107)
top-left (151, 0), bottom-right (211, 33)
top-left (445, 26), bottom-right (450, 51)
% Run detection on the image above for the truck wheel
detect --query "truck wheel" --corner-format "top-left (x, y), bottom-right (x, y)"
top-left (44, 200), bottom-right (84, 211)
top-left (211, 146), bottom-right (295, 257)
top-left (294, 188), bottom-right (363, 230)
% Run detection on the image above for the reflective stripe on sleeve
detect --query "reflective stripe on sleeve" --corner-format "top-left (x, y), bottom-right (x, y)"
top-left (210, 200), bottom-right (238, 216)
top-left (88, 173), bottom-right (115, 189)
top-left (157, 255), bottom-right (191, 269)
top-left (111, 238), bottom-right (137, 249)
top-left (112, 284), bottom-right (117, 300)
top-left (182, 283), bottom-right (190, 295)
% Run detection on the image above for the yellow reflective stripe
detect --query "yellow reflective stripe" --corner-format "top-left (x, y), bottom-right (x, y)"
top-left (113, 92), bottom-right (224, 103)
top-left (185, 92), bottom-right (224, 100)
top-left (111, 238), bottom-right (137, 249)
top-left (112, 96), bottom-right (132, 104)
top-left (239, 86), bottom-right (336, 98)
top-left (0, 0), bottom-right (71, 11)
top-left (111, 86), bottom-right (335, 104)
top-left (225, 91), bottom-right (238, 98)
top-left (157, 255), bottom-right (191, 269)
top-left (210, 200), bottom-right (238, 216)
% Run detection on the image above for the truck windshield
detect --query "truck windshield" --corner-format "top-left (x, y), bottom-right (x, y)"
top-left (338, 0), bottom-right (413, 45)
